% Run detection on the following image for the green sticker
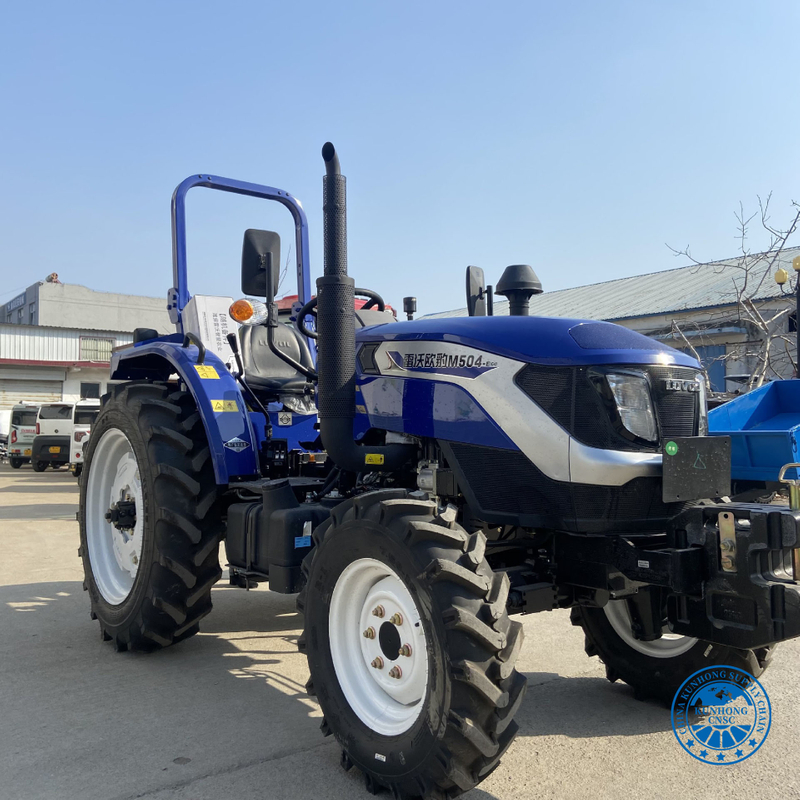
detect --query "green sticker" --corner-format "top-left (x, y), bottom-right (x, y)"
top-left (665, 441), bottom-right (679, 456)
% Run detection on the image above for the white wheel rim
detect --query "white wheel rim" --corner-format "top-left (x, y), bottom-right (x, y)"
top-left (85, 428), bottom-right (145, 605)
top-left (329, 558), bottom-right (429, 736)
top-left (604, 598), bottom-right (697, 658)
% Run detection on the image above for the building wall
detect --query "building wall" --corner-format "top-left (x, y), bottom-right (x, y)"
top-left (617, 300), bottom-right (795, 391)
top-left (4, 282), bottom-right (173, 334)
top-left (0, 322), bottom-right (132, 361)
top-left (0, 323), bottom-right (133, 434)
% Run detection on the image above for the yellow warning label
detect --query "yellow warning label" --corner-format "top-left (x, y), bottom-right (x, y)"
top-left (211, 400), bottom-right (238, 412)
top-left (194, 365), bottom-right (219, 379)
top-left (365, 453), bottom-right (385, 465)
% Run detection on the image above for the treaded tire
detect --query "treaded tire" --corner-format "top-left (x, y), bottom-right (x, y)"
top-left (571, 604), bottom-right (776, 705)
top-left (32, 461), bottom-right (47, 472)
top-left (297, 491), bottom-right (526, 799)
top-left (9, 458), bottom-right (23, 469)
top-left (79, 381), bottom-right (223, 652)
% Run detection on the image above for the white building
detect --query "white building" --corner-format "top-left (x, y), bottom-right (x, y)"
top-left (4, 279), bottom-right (171, 333)
top-left (0, 323), bottom-right (133, 434)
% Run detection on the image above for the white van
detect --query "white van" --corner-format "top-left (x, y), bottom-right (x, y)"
top-left (69, 400), bottom-right (101, 478)
top-left (8, 403), bottom-right (40, 468)
top-left (31, 403), bottom-right (74, 472)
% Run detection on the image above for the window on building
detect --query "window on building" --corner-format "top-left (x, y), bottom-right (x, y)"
top-left (680, 344), bottom-right (727, 391)
top-left (29, 303), bottom-right (35, 323)
top-left (17, 308), bottom-right (23, 321)
top-left (5, 314), bottom-right (10, 323)
top-left (79, 382), bottom-right (101, 400)
top-left (79, 337), bottom-right (114, 361)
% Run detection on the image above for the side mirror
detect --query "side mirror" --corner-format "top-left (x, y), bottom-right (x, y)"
top-left (466, 266), bottom-right (487, 317)
top-left (242, 229), bottom-right (281, 297)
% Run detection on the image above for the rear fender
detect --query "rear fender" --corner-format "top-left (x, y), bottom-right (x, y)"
top-left (110, 338), bottom-right (258, 484)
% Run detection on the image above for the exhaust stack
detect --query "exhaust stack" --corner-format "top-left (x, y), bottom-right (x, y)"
top-left (316, 143), bottom-right (415, 473)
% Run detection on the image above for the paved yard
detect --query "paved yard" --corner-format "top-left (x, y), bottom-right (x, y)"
top-left (0, 461), bottom-right (798, 800)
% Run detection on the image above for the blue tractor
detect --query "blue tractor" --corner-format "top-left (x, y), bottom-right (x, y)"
top-left (79, 144), bottom-right (800, 799)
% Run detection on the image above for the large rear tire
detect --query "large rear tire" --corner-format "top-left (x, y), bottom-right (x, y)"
top-left (79, 381), bottom-right (223, 651)
top-left (571, 600), bottom-right (776, 705)
top-left (298, 491), bottom-right (526, 799)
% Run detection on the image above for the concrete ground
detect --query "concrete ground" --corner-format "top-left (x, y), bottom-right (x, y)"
top-left (1, 461), bottom-right (798, 800)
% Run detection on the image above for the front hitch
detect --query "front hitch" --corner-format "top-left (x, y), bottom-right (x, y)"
top-left (667, 502), bottom-right (800, 648)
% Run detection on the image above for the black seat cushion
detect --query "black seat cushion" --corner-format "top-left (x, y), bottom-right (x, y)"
top-left (239, 324), bottom-right (314, 394)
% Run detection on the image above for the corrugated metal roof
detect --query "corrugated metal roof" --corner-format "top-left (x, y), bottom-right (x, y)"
top-left (425, 247), bottom-right (800, 321)
top-left (0, 324), bottom-right (132, 363)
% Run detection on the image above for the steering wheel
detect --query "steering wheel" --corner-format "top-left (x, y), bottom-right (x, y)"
top-left (296, 288), bottom-right (385, 340)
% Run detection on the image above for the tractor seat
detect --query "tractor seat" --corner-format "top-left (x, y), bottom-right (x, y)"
top-left (238, 323), bottom-right (314, 395)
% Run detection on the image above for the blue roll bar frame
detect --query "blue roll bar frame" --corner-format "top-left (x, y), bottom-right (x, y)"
top-left (168, 174), bottom-right (312, 330)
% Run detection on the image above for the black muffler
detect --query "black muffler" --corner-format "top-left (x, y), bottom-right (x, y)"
top-left (316, 143), bottom-right (415, 474)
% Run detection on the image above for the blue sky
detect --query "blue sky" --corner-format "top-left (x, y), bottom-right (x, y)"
top-left (1, 1), bottom-right (798, 317)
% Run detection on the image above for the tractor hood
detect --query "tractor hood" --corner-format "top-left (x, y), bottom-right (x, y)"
top-left (356, 315), bottom-right (698, 368)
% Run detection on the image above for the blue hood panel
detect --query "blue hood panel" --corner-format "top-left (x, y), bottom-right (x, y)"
top-left (357, 316), bottom-right (699, 368)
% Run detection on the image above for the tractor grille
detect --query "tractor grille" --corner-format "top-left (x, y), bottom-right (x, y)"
top-left (515, 363), bottom-right (700, 451)
top-left (647, 366), bottom-right (701, 439)
top-left (444, 442), bottom-right (689, 533)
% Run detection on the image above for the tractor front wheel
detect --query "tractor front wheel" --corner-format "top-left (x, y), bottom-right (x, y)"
top-left (571, 599), bottom-right (775, 704)
top-left (79, 382), bottom-right (223, 651)
top-left (298, 491), bottom-right (526, 798)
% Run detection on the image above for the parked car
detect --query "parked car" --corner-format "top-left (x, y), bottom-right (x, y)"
top-left (8, 403), bottom-right (40, 469)
top-left (69, 400), bottom-right (101, 478)
top-left (31, 403), bottom-right (74, 472)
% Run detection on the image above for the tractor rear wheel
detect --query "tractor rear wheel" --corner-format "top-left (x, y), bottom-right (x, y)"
top-left (571, 600), bottom-right (776, 705)
top-left (79, 381), bottom-right (223, 651)
top-left (298, 491), bottom-right (526, 799)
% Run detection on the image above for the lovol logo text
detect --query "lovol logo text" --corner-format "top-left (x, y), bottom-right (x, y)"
top-left (664, 379), bottom-right (701, 393)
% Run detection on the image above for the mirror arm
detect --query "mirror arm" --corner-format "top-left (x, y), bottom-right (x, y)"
top-left (266, 325), bottom-right (317, 381)
top-left (486, 285), bottom-right (494, 316)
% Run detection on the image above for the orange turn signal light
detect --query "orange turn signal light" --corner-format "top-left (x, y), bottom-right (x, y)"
top-left (229, 299), bottom-right (255, 323)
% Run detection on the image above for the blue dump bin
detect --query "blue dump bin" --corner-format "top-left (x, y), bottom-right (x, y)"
top-left (708, 380), bottom-right (800, 482)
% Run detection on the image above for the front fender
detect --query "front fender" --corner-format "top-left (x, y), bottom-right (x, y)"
top-left (111, 338), bottom-right (258, 484)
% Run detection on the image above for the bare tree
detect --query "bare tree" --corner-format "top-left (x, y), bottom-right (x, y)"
top-left (277, 242), bottom-right (293, 296)
top-left (666, 195), bottom-right (800, 391)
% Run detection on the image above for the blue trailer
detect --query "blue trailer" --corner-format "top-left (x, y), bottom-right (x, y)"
top-left (709, 379), bottom-right (800, 483)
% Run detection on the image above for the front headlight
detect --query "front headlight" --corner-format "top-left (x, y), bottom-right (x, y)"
top-left (696, 372), bottom-right (708, 435)
top-left (605, 372), bottom-right (658, 443)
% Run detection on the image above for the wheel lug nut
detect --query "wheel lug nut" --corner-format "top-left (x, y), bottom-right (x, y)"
top-left (388, 666), bottom-right (402, 679)
top-left (363, 627), bottom-right (376, 639)
top-left (372, 605), bottom-right (385, 618)
top-left (399, 644), bottom-right (412, 657)
top-left (389, 613), bottom-right (403, 626)
top-left (371, 657), bottom-right (384, 669)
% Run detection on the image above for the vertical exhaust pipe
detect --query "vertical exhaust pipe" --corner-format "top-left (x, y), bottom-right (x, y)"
top-left (316, 143), bottom-right (415, 473)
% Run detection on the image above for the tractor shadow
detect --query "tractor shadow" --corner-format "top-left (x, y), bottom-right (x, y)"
top-left (516, 671), bottom-right (673, 740)
top-left (0, 577), bottom-right (671, 800)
